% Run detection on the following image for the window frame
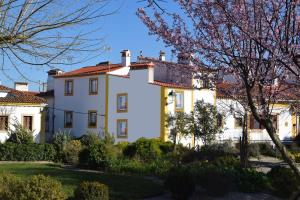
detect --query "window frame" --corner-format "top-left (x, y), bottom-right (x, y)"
top-left (88, 110), bottom-right (97, 128)
top-left (64, 111), bottom-right (73, 128)
top-left (0, 115), bottom-right (9, 131)
top-left (64, 79), bottom-right (74, 96)
top-left (234, 115), bottom-right (243, 129)
top-left (174, 91), bottom-right (184, 112)
top-left (116, 119), bottom-right (128, 139)
top-left (89, 78), bottom-right (98, 95)
top-left (22, 115), bottom-right (33, 131)
top-left (117, 93), bottom-right (128, 113)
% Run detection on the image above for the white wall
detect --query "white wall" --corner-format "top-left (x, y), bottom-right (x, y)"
top-left (54, 75), bottom-right (106, 137)
top-left (108, 69), bottom-right (161, 142)
top-left (216, 98), bottom-right (294, 142)
top-left (0, 105), bottom-right (44, 143)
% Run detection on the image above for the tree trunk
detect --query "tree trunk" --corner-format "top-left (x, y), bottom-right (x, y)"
top-left (240, 113), bottom-right (249, 168)
top-left (264, 120), bottom-right (300, 179)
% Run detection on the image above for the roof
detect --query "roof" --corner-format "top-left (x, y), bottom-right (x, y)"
top-left (38, 90), bottom-right (54, 97)
top-left (151, 81), bottom-right (193, 89)
top-left (138, 56), bottom-right (217, 72)
top-left (55, 62), bottom-right (153, 78)
top-left (217, 82), bottom-right (300, 102)
top-left (0, 85), bottom-right (46, 104)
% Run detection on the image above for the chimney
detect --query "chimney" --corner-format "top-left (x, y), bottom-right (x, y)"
top-left (15, 82), bottom-right (28, 91)
top-left (177, 52), bottom-right (193, 65)
top-left (159, 51), bottom-right (166, 61)
top-left (47, 69), bottom-right (64, 91)
top-left (121, 50), bottom-right (131, 67)
top-left (148, 66), bottom-right (154, 83)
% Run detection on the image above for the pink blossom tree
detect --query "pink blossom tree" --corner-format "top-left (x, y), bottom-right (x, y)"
top-left (138, 0), bottom-right (300, 178)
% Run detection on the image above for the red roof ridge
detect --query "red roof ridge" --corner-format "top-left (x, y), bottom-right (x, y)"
top-left (151, 80), bottom-right (193, 89)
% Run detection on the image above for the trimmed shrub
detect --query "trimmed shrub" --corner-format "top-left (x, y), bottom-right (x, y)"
top-left (0, 142), bottom-right (56, 161)
top-left (0, 174), bottom-right (23, 200)
top-left (267, 166), bottom-right (300, 198)
top-left (0, 174), bottom-right (66, 200)
top-left (123, 138), bottom-right (174, 162)
top-left (212, 156), bottom-right (240, 169)
top-left (64, 140), bottom-right (82, 165)
top-left (79, 143), bottom-right (108, 169)
top-left (165, 166), bottom-right (195, 200)
top-left (73, 181), bottom-right (109, 200)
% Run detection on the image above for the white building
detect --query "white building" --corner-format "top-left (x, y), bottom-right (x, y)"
top-left (50, 50), bottom-right (215, 146)
top-left (216, 82), bottom-right (300, 143)
top-left (0, 83), bottom-right (47, 143)
top-left (47, 49), bottom-right (299, 146)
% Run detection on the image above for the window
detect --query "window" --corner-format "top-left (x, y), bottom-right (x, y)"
top-left (64, 80), bottom-right (74, 96)
top-left (88, 111), bottom-right (97, 128)
top-left (175, 92), bottom-right (184, 111)
top-left (271, 115), bottom-right (278, 131)
top-left (0, 116), bottom-right (8, 131)
top-left (23, 116), bottom-right (33, 131)
top-left (217, 114), bottom-right (223, 127)
top-left (250, 115), bottom-right (264, 130)
top-left (202, 79), bottom-right (210, 88)
top-left (117, 93), bottom-right (128, 113)
top-left (234, 116), bottom-right (243, 128)
top-left (117, 119), bottom-right (128, 138)
top-left (64, 111), bottom-right (73, 128)
top-left (89, 78), bottom-right (98, 95)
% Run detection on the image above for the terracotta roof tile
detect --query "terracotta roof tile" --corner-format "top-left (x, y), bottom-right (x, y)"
top-left (151, 81), bottom-right (193, 89)
top-left (0, 85), bottom-right (46, 104)
top-left (55, 62), bottom-right (153, 78)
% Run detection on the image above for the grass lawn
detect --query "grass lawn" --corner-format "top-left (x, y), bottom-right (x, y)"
top-left (0, 163), bottom-right (164, 200)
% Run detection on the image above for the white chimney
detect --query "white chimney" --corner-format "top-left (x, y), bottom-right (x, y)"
top-left (148, 67), bottom-right (154, 83)
top-left (14, 82), bottom-right (28, 91)
top-left (159, 51), bottom-right (166, 61)
top-left (178, 52), bottom-right (194, 65)
top-left (121, 50), bottom-right (131, 67)
top-left (47, 69), bottom-right (64, 91)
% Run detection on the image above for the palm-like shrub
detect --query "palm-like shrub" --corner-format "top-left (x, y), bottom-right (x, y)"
top-left (7, 122), bottom-right (33, 144)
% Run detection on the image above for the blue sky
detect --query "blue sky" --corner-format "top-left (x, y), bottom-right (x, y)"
top-left (0, 1), bottom-right (173, 91)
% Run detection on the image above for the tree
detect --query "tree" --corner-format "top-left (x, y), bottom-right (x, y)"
top-left (138, 0), bottom-right (300, 179)
top-left (0, 0), bottom-right (114, 79)
top-left (191, 100), bottom-right (223, 148)
top-left (166, 111), bottom-right (190, 151)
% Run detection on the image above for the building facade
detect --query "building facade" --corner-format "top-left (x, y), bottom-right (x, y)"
top-left (0, 84), bottom-right (47, 143)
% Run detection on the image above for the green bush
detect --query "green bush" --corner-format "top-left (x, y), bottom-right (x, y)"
top-left (267, 166), bottom-right (300, 198)
top-left (212, 156), bottom-right (240, 169)
top-left (7, 122), bottom-right (34, 144)
top-left (164, 166), bottom-right (195, 200)
top-left (235, 168), bottom-right (271, 193)
top-left (0, 142), bottom-right (56, 161)
top-left (64, 140), bottom-right (82, 165)
top-left (248, 143), bottom-right (260, 157)
top-left (122, 138), bottom-right (173, 162)
top-left (80, 131), bottom-right (101, 147)
top-left (73, 181), bottom-right (109, 200)
top-left (108, 158), bottom-right (172, 177)
top-left (0, 174), bottom-right (66, 200)
top-left (52, 130), bottom-right (73, 162)
top-left (79, 143), bottom-right (108, 170)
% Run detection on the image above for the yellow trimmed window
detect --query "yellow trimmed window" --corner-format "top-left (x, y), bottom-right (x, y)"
top-left (89, 78), bottom-right (98, 95)
top-left (117, 119), bottom-right (128, 138)
top-left (234, 116), bottom-right (243, 128)
top-left (23, 116), bottom-right (33, 131)
top-left (175, 92), bottom-right (184, 111)
top-left (0, 116), bottom-right (8, 131)
top-left (88, 111), bottom-right (97, 128)
top-left (117, 93), bottom-right (128, 113)
top-left (64, 111), bottom-right (73, 128)
top-left (65, 80), bottom-right (74, 96)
